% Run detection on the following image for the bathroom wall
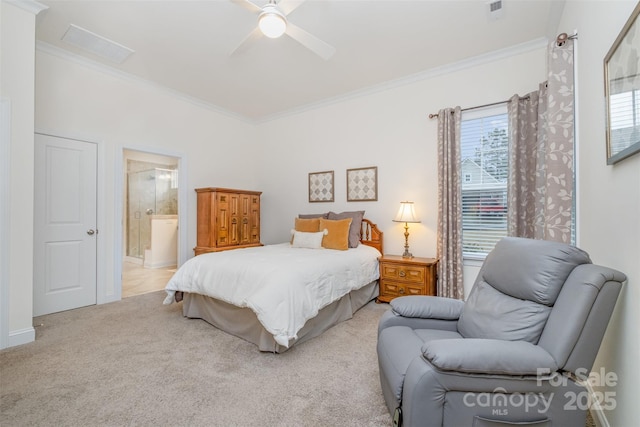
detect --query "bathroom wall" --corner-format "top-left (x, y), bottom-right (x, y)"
top-left (144, 216), bottom-right (178, 269)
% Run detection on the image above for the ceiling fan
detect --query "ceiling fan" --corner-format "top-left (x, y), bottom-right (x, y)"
top-left (229, 0), bottom-right (336, 60)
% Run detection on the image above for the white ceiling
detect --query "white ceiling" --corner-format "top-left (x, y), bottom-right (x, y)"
top-left (35, 0), bottom-right (564, 122)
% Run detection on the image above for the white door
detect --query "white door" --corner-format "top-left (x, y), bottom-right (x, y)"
top-left (33, 134), bottom-right (97, 316)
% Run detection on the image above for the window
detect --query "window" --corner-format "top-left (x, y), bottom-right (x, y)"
top-left (460, 106), bottom-right (508, 258)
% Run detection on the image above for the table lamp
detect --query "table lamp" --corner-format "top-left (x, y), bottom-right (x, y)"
top-left (393, 201), bottom-right (420, 258)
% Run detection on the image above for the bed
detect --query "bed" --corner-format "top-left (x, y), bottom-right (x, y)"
top-left (164, 217), bottom-right (383, 353)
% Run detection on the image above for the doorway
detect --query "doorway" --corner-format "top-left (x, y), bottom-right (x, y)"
top-left (122, 149), bottom-right (179, 298)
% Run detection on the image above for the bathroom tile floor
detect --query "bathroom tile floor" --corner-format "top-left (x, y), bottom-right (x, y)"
top-left (122, 261), bottom-right (176, 298)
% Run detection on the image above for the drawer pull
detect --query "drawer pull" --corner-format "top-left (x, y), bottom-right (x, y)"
top-left (399, 270), bottom-right (406, 278)
top-left (399, 288), bottom-right (405, 294)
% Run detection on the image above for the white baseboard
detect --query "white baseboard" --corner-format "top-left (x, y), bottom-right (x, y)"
top-left (7, 327), bottom-right (35, 348)
top-left (584, 379), bottom-right (610, 427)
top-left (144, 260), bottom-right (176, 269)
top-left (124, 256), bottom-right (143, 265)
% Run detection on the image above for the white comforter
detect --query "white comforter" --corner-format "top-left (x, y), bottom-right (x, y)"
top-left (164, 243), bottom-right (381, 347)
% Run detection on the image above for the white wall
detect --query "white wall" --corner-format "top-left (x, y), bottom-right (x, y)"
top-left (558, 2), bottom-right (639, 426)
top-left (35, 49), bottom-right (258, 301)
top-left (256, 45), bottom-right (547, 299)
top-left (0, 2), bottom-right (43, 348)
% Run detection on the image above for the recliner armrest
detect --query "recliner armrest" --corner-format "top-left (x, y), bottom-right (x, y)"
top-left (390, 296), bottom-right (464, 320)
top-left (423, 338), bottom-right (558, 376)
top-left (377, 310), bottom-right (460, 335)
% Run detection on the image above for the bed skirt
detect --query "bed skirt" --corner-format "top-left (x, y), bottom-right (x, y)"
top-left (182, 280), bottom-right (379, 353)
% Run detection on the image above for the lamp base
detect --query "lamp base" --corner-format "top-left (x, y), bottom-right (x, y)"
top-left (402, 223), bottom-right (413, 258)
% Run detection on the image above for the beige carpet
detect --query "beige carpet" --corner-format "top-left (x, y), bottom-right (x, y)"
top-left (1, 291), bottom-right (392, 427)
top-left (0, 292), bottom-right (599, 427)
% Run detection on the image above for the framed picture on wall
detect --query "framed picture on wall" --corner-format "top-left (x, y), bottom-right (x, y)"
top-left (308, 171), bottom-right (334, 202)
top-left (604, 2), bottom-right (640, 164)
top-left (347, 166), bottom-right (378, 201)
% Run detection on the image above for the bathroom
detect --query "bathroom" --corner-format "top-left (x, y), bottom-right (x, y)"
top-left (122, 150), bottom-right (179, 297)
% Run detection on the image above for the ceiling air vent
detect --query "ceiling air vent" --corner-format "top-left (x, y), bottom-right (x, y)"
top-left (61, 24), bottom-right (134, 64)
top-left (488, 0), bottom-right (504, 20)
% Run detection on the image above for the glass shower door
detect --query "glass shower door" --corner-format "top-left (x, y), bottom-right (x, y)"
top-left (127, 169), bottom-right (157, 259)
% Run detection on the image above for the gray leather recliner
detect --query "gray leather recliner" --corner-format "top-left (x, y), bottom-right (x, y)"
top-left (377, 237), bottom-right (626, 427)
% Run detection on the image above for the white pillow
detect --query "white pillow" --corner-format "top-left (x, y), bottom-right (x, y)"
top-left (291, 229), bottom-right (327, 249)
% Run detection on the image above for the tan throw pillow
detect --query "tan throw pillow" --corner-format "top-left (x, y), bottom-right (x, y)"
top-left (327, 211), bottom-right (364, 248)
top-left (295, 217), bottom-right (321, 232)
top-left (319, 218), bottom-right (352, 250)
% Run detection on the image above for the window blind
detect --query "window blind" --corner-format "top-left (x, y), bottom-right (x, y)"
top-left (460, 106), bottom-right (508, 258)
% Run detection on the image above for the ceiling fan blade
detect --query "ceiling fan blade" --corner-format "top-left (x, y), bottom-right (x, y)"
top-left (278, 0), bottom-right (306, 16)
top-left (229, 27), bottom-right (263, 57)
top-left (230, 0), bottom-right (262, 15)
top-left (285, 23), bottom-right (336, 60)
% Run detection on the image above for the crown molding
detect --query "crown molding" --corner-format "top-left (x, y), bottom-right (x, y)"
top-left (257, 37), bottom-right (549, 123)
top-left (35, 41), bottom-right (253, 124)
top-left (4, 0), bottom-right (48, 15)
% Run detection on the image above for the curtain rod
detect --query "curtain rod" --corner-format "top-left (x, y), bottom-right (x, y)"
top-left (428, 94), bottom-right (534, 119)
top-left (556, 32), bottom-right (578, 47)
top-left (428, 100), bottom-right (506, 119)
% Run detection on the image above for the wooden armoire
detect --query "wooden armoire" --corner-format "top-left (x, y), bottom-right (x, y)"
top-left (194, 187), bottom-right (262, 255)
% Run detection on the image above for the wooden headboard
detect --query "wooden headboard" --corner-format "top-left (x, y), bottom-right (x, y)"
top-left (360, 218), bottom-right (383, 254)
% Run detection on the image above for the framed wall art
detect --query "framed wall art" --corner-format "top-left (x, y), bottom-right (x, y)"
top-left (308, 170), bottom-right (334, 202)
top-left (347, 166), bottom-right (378, 202)
top-left (604, 2), bottom-right (640, 165)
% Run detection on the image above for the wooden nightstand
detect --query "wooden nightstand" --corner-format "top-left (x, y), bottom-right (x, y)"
top-left (377, 255), bottom-right (438, 303)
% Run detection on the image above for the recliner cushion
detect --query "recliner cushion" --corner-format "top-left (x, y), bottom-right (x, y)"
top-left (413, 328), bottom-right (463, 343)
top-left (457, 237), bottom-right (592, 344)
top-left (480, 237), bottom-right (591, 306)
top-left (457, 281), bottom-right (551, 343)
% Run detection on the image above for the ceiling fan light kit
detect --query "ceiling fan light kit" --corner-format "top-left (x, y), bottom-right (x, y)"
top-left (259, 6), bottom-right (287, 38)
top-left (230, 0), bottom-right (336, 60)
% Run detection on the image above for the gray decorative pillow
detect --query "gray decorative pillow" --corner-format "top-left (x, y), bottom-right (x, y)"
top-left (298, 213), bottom-right (329, 219)
top-left (327, 211), bottom-right (365, 248)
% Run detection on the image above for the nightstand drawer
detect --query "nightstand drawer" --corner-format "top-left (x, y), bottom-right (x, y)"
top-left (381, 263), bottom-right (426, 284)
top-left (376, 255), bottom-right (438, 303)
top-left (380, 281), bottom-right (425, 298)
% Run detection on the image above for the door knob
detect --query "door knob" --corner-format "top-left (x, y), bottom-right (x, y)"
top-left (87, 229), bottom-right (95, 235)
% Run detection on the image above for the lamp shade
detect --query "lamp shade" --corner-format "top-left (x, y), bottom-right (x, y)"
top-left (393, 201), bottom-right (420, 223)
top-left (259, 9), bottom-right (287, 38)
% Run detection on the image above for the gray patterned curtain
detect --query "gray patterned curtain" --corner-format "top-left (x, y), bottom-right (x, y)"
top-left (507, 39), bottom-right (575, 243)
top-left (437, 107), bottom-right (464, 299)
